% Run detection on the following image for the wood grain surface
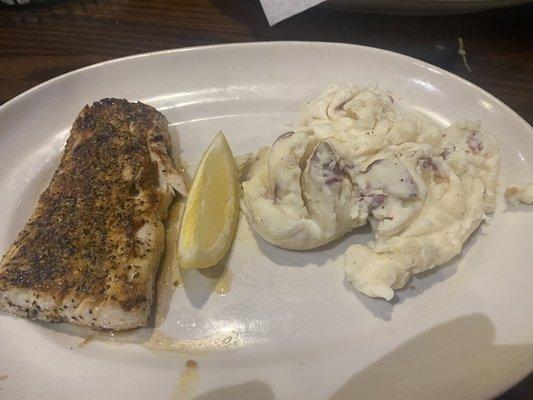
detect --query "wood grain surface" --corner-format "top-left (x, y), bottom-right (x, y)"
top-left (1, 0), bottom-right (532, 124)
top-left (0, 0), bottom-right (532, 398)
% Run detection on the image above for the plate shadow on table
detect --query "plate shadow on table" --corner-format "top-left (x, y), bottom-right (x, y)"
top-left (329, 313), bottom-right (533, 400)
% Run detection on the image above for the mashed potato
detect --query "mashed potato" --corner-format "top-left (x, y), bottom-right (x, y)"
top-left (505, 184), bottom-right (533, 205)
top-left (240, 84), bottom-right (499, 300)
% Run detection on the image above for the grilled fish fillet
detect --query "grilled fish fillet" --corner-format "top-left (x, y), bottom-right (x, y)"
top-left (0, 98), bottom-right (188, 330)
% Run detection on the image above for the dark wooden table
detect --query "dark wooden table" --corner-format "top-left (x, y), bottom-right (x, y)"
top-left (1, 0), bottom-right (532, 398)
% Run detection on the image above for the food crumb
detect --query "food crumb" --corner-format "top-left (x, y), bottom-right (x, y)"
top-left (78, 336), bottom-right (94, 348)
top-left (0, 375), bottom-right (8, 381)
top-left (457, 37), bottom-right (472, 72)
top-left (410, 285), bottom-right (416, 290)
top-left (504, 185), bottom-right (533, 206)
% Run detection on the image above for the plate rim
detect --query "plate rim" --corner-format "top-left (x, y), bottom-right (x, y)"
top-left (0, 41), bottom-right (531, 133)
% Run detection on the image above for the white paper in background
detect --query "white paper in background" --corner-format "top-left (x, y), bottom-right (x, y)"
top-left (259, 0), bottom-right (326, 25)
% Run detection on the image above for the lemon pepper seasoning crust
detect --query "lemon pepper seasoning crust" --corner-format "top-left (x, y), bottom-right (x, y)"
top-left (0, 99), bottom-right (187, 329)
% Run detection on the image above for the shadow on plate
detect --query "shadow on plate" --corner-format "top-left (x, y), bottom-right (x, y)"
top-left (181, 240), bottom-right (232, 309)
top-left (192, 380), bottom-right (274, 400)
top-left (330, 313), bottom-right (533, 400)
top-left (503, 203), bottom-right (533, 213)
top-left (31, 318), bottom-right (153, 344)
top-left (252, 224), bottom-right (373, 268)
top-left (343, 225), bottom-right (482, 321)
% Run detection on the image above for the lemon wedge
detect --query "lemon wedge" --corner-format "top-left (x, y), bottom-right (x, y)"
top-left (178, 132), bottom-right (239, 269)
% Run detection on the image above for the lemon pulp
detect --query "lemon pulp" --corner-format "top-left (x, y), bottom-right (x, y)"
top-left (178, 132), bottom-right (238, 269)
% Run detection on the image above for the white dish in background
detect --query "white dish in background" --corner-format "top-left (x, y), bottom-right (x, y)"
top-left (325, 0), bottom-right (529, 15)
top-left (0, 42), bottom-right (532, 400)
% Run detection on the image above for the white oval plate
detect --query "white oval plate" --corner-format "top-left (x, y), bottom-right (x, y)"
top-left (0, 42), bottom-right (532, 400)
